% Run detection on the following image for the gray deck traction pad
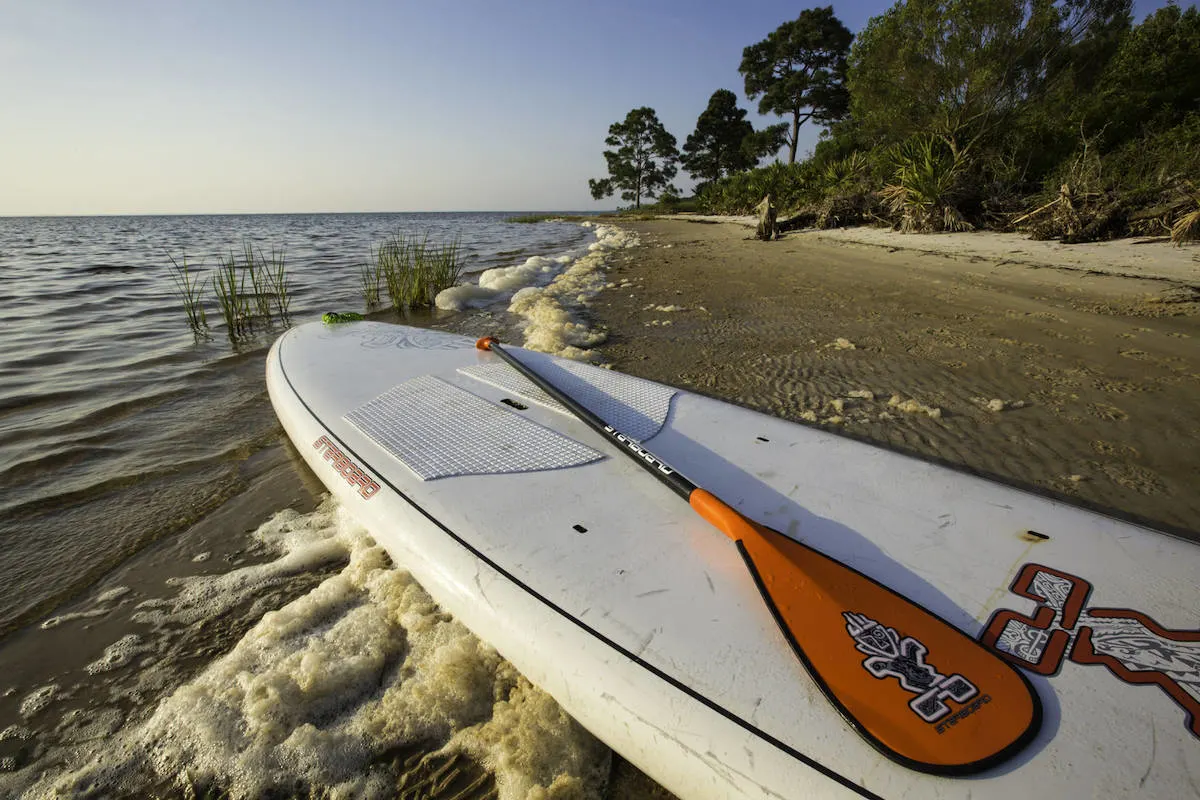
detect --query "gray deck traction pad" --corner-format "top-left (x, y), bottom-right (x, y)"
top-left (345, 375), bottom-right (604, 480)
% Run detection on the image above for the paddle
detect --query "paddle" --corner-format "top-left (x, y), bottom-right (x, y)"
top-left (476, 336), bottom-right (1042, 776)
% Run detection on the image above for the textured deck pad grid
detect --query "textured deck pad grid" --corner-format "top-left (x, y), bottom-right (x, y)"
top-left (458, 361), bottom-right (675, 443)
top-left (345, 376), bottom-right (603, 480)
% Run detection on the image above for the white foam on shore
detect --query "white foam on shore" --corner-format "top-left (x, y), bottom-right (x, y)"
top-left (508, 223), bottom-right (640, 359)
top-left (22, 498), bottom-right (605, 800)
top-left (85, 635), bottom-right (147, 675)
top-left (436, 255), bottom-right (573, 311)
top-left (434, 222), bottom-right (640, 360)
top-left (18, 685), bottom-right (58, 719)
top-left (40, 586), bottom-right (130, 629)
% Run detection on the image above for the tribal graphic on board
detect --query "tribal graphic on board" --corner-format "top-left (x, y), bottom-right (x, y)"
top-left (981, 563), bottom-right (1200, 738)
top-left (319, 325), bottom-right (473, 351)
top-left (843, 611), bottom-right (984, 730)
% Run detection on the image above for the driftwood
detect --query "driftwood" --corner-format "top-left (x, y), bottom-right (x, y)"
top-left (754, 194), bottom-right (778, 240)
top-left (1129, 199), bottom-right (1191, 222)
top-left (1010, 196), bottom-right (1063, 226)
top-left (1061, 200), bottom-right (1128, 243)
top-left (777, 211), bottom-right (817, 232)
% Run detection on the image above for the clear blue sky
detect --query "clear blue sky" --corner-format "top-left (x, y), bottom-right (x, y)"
top-left (0, 0), bottom-right (1173, 215)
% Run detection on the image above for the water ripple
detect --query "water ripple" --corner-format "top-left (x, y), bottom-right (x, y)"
top-left (0, 212), bottom-right (594, 637)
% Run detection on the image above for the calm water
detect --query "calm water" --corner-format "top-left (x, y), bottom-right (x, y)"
top-left (0, 213), bottom-right (638, 798)
top-left (0, 212), bottom-right (590, 635)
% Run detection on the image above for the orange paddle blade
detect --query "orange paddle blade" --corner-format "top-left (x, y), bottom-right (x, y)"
top-left (689, 489), bottom-right (1041, 774)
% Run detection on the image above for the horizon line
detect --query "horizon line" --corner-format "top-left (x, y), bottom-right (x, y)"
top-left (0, 209), bottom-right (613, 220)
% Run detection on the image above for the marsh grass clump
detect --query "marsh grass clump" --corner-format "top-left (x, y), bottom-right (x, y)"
top-left (213, 242), bottom-right (294, 339)
top-left (214, 250), bottom-right (253, 338)
top-left (423, 236), bottom-right (464, 300)
top-left (167, 254), bottom-right (209, 336)
top-left (370, 232), bottom-right (464, 311)
top-left (262, 246), bottom-right (292, 320)
top-left (242, 242), bottom-right (275, 320)
top-left (359, 261), bottom-right (383, 308)
top-left (169, 240), bottom-right (292, 342)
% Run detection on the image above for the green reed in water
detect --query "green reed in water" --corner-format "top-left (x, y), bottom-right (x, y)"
top-left (166, 254), bottom-right (210, 336)
top-left (244, 242), bottom-right (293, 321)
top-left (423, 235), bottom-right (463, 304)
top-left (359, 260), bottom-right (383, 308)
top-left (169, 240), bottom-right (293, 341)
top-left (370, 232), bottom-right (464, 310)
top-left (214, 249), bottom-right (253, 338)
top-left (262, 245), bottom-right (292, 321)
top-left (243, 242), bottom-right (275, 320)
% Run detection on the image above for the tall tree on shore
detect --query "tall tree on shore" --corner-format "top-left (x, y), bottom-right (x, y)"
top-left (589, 107), bottom-right (679, 209)
top-left (681, 89), bottom-right (788, 185)
top-left (739, 7), bottom-right (853, 164)
top-left (1090, 3), bottom-right (1199, 140)
top-left (847, 0), bottom-right (1133, 160)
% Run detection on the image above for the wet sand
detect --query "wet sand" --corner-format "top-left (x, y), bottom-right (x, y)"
top-left (589, 219), bottom-right (1200, 539)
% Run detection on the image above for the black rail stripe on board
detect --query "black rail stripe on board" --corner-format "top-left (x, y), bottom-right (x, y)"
top-left (276, 329), bottom-right (884, 800)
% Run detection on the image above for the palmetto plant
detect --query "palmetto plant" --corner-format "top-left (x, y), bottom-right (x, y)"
top-left (821, 151), bottom-right (870, 193)
top-left (696, 161), bottom-right (817, 214)
top-left (880, 135), bottom-right (972, 232)
top-left (1172, 185), bottom-right (1200, 246)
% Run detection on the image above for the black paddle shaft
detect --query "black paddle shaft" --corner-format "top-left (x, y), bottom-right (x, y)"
top-left (479, 338), bottom-right (697, 501)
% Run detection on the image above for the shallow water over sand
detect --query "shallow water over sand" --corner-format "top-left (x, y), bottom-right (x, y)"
top-left (0, 213), bottom-right (668, 798)
top-left (0, 212), bottom-right (590, 637)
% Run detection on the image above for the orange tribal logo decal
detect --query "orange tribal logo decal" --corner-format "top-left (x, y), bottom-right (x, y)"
top-left (982, 563), bottom-right (1200, 738)
top-left (313, 435), bottom-right (380, 500)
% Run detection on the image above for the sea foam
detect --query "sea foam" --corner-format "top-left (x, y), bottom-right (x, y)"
top-left (20, 498), bottom-right (606, 800)
top-left (508, 223), bottom-right (639, 360)
top-left (436, 223), bottom-right (640, 360)
top-left (435, 254), bottom-right (572, 311)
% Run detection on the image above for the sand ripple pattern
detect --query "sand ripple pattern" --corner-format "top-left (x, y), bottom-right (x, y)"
top-left (591, 220), bottom-right (1200, 536)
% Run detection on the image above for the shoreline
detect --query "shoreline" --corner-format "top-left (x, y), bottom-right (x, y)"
top-left (640, 213), bottom-right (1200, 285)
top-left (586, 217), bottom-right (1200, 539)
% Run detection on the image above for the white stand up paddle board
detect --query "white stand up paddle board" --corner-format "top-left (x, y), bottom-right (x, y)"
top-left (267, 320), bottom-right (1199, 800)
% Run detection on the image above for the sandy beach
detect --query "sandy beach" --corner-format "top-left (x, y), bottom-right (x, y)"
top-left (587, 217), bottom-right (1200, 539)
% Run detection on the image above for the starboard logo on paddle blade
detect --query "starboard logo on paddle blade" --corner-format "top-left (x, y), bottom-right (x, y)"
top-left (843, 611), bottom-right (985, 730)
top-left (981, 562), bottom-right (1200, 739)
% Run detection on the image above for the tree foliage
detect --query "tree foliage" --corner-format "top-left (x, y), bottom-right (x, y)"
top-left (588, 107), bottom-right (679, 209)
top-left (681, 89), bottom-right (786, 186)
top-left (847, 0), bottom-right (1136, 159)
top-left (739, 6), bottom-right (853, 164)
top-left (1090, 4), bottom-right (1200, 142)
top-left (741, 122), bottom-right (791, 164)
top-left (681, 90), bottom-right (753, 185)
top-left (596, 1), bottom-right (1198, 240)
